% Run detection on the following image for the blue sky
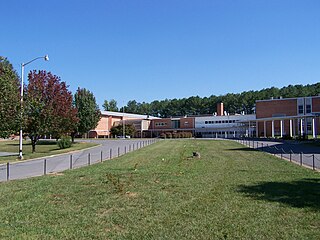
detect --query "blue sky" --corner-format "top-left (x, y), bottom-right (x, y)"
top-left (1, 0), bottom-right (320, 108)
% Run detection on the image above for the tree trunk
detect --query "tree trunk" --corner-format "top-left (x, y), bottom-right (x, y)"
top-left (30, 135), bottom-right (38, 153)
top-left (71, 132), bottom-right (76, 143)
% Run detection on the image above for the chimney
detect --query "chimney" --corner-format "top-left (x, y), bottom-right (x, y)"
top-left (217, 102), bottom-right (224, 116)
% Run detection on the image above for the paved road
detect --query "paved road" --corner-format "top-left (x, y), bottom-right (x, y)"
top-left (235, 138), bottom-right (320, 170)
top-left (0, 139), bottom-right (158, 182)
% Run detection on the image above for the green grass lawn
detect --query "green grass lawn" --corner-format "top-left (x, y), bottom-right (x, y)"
top-left (0, 140), bottom-right (98, 163)
top-left (0, 140), bottom-right (319, 239)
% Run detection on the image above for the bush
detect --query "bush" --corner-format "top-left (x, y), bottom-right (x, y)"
top-left (160, 133), bottom-right (166, 139)
top-left (57, 135), bottom-right (72, 149)
top-left (166, 132), bottom-right (172, 139)
top-left (282, 135), bottom-right (293, 140)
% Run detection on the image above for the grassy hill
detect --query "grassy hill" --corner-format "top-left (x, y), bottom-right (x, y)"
top-left (0, 140), bottom-right (319, 239)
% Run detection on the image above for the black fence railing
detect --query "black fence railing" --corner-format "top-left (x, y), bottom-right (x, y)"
top-left (0, 139), bottom-right (159, 182)
top-left (235, 138), bottom-right (320, 171)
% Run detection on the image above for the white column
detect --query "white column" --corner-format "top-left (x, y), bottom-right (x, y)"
top-left (264, 121), bottom-right (266, 138)
top-left (300, 118), bottom-right (303, 136)
top-left (280, 120), bottom-right (283, 138)
top-left (272, 120), bottom-right (275, 138)
top-left (312, 118), bottom-right (316, 138)
top-left (233, 130), bottom-right (236, 138)
top-left (289, 119), bottom-right (293, 137)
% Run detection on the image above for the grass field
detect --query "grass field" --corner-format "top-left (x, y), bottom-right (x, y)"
top-left (0, 140), bottom-right (319, 239)
top-left (0, 140), bottom-right (98, 163)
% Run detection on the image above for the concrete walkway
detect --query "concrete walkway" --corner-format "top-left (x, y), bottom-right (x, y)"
top-left (0, 139), bottom-right (158, 182)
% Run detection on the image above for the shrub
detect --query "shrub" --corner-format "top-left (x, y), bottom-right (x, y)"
top-left (282, 135), bottom-right (293, 140)
top-left (160, 133), bottom-right (166, 139)
top-left (57, 135), bottom-right (72, 149)
top-left (166, 132), bottom-right (172, 139)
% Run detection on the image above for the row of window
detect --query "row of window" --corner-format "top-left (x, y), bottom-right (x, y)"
top-left (155, 122), bottom-right (167, 126)
top-left (204, 120), bottom-right (237, 124)
top-left (298, 105), bottom-right (312, 114)
top-left (199, 131), bottom-right (238, 135)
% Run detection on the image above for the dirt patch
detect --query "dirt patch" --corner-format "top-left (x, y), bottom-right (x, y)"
top-left (125, 191), bottom-right (138, 198)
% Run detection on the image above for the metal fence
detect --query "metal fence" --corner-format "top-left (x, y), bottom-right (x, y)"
top-left (0, 139), bottom-right (159, 182)
top-left (235, 138), bottom-right (320, 171)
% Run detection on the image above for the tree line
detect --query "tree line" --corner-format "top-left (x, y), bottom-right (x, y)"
top-left (0, 56), bottom-right (101, 152)
top-left (103, 83), bottom-right (320, 117)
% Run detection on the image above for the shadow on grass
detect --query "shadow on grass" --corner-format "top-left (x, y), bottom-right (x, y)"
top-left (238, 178), bottom-right (320, 211)
top-left (228, 147), bottom-right (257, 152)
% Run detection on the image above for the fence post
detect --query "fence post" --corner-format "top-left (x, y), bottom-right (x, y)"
top-left (44, 159), bottom-right (47, 175)
top-left (101, 151), bottom-right (103, 162)
top-left (300, 152), bottom-right (303, 166)
top-left (110, 149), bottom-right (112, 159)
top-left (88, 153), bottom-right (91, 165)
top-left (6, 162), bottom-right (9, 181)
top-left (118, 147), bottom-right (120, 157)
top-left (313, 154), bottom-right (315, 170)
top-left (289, 152), bottom-right (292, 162)
top-left (70, 155), bottom-right (73, 169)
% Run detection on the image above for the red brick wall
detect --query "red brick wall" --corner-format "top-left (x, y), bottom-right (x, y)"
top-left (150, 119), bottom-right (172, 129)
top-left (179, 117), bottom-right (194, 129)
top-left (312, 97), bottom-right (320, 112)
top-left (256, 99), bottom-right (297, 118)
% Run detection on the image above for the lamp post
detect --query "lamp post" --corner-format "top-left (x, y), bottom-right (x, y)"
top-left (123, 104), bottom-right (125, 138)
top-left (19, 55), bottom-right (49, 159)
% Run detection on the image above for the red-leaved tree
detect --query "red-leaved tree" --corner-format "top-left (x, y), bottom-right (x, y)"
top-left (24, 70), bottom-right (78, 152)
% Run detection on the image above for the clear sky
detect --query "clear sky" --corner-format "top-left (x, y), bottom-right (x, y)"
top-left (1, 0), bottom-right (320, 108)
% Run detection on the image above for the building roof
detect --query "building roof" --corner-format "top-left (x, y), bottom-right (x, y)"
top-left (100, 111), bottom-right (160, 119)
top-left (256, 95), bottom-right (320, 103)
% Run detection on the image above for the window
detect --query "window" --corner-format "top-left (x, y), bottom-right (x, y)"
top-left (155, 122), bottom-right (167, 126)
top-left (297, 98), bottom-right (304, 115)
top-left (205, 121), bottom-right (208, 124)
top-left (172, 120), bottom-right (180, 129)
top-left (306, 105), bottom-right (311, 114)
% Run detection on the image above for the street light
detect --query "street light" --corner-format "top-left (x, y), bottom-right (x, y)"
top-left (19, 55), bottom-right (49, 159)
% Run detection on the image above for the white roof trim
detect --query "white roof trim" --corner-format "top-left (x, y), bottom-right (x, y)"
top-left (100, 111), bottom-right (160, 119)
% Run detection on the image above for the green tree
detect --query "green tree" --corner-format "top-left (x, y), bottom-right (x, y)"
top-left (125, 100), bottom-right (139, 113)
top-left (25, 70), bottom-right (78, 152)
top-left (122, 83), bottom-right (320, 117)
top-left (0, 57), bottom-right (21, 138)
top-left (102, 99), bottom-right (118, 112)
top-left (110, 124), bottom-right (135, 137)
top-left (73, 88), bottom-right (101, 141)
